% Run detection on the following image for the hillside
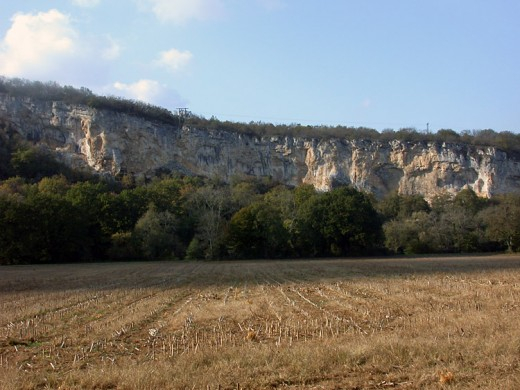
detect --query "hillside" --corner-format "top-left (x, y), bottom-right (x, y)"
top-left (1, 78), bottom-right (520, 200)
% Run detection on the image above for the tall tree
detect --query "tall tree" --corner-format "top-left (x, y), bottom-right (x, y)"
top-left (0, 191), bottom-right (88, 263)
top-left (479, 194), bottom-right (520, 252)
top-left (293, 186), bottom-right (383, 257)
top-left (133, 204), bottom-right (182, 259)
top-left (227, 200), bottom-right (289, 259)
top-left (188, 185), bottom-right (232, 259)
top-left (316, 187), bottom-right (383, 256)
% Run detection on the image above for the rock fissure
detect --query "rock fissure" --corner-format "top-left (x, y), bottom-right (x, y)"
top-left (1, 93), bottom-right (519, 200)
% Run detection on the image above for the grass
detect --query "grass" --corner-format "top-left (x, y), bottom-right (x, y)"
top-left (1, 255), bottom-right (520, 389)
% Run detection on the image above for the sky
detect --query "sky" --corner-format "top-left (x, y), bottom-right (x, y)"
top-left (1, 0), bottom-right (519, 133)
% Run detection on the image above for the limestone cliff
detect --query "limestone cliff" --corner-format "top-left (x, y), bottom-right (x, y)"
top-left (1, 93), bottom-right (520, 200)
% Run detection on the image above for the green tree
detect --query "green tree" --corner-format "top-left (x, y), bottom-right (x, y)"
top-left (0, 177), bottom-right (34, 199)
top-left (37, 175), bottom-right (70, 196)
top-left (145, 177), bottom-right (185, 214)
top-left (429, 193), bottom-right (454, 215)
top-left (10, 147), bottom-right (68, 180)
top-left (66, 180), bottom-right (111, 259)
top-left (479, 194), bottom-right (520, 252)
top-left (292, 186), bottom-right (383, 257)
top-left (383, 211), bottom-right (432, 254)
top-left (263, 185), bottom-right (297, 231)
top-left (378, 192), bottom-right (430, 220)
top-left (436, 129), bottom-right (461, 143)
top-left (290, 185), bottom-right (324, 256)
top-left (453, 188), bottom-right (487, 214)
top-left (316, 187), bottom-right (383, 256)
top-left (227, 201), bottom-right (289, 259)
top-left (0, 195), bottom-right (27, 263)
top-left (132, 204), bottom-right (183, 259)
top-left (185, 237), bottom-right (204, 260)
top-left (428, 204), bottom-right (483, 253)
top-left (230, 180), bottom-right (262, 209)
top-left (0, 124), bottom-right (15, 179)
top-left (98, 187), bottom-right (148, 235)
top-left (0, 192), bottom-right (89, 263)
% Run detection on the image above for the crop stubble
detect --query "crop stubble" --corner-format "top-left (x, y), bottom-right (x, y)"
top-left (1, 255), bottom-right (520, 389)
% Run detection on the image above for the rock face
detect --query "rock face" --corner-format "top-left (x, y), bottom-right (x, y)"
top-left (1, 93), bottom-right (520, 200)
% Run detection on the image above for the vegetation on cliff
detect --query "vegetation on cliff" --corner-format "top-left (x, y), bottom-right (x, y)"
top-left (0, 140), bottom-right (519, 264)
top-left (0, 77), bottom-right (180, 126)
top-left (1, 77), bottom-right (520, 263)
top-left (1, 77), bottom-right (520, 153)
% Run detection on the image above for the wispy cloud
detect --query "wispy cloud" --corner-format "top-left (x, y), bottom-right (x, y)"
top-left (139, 0), bottom-right (224, 24)
top-left (108, 79), bottom-right (186, 109)
top-left (112, 79), bottom-right (163, 102)
top-left (154, 48), bottom-right (193, 73)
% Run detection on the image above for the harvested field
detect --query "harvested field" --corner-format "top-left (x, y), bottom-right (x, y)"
top-left (1, 255), bottom-right (520, 389)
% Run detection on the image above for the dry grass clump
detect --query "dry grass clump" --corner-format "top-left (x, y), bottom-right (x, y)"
top-left (1, 255), bottom-right (520, 389)
top-left (439, 371), bottom-right (455, 384)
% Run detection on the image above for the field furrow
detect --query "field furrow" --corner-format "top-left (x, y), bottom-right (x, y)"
top-left (2, 256), bottom-right (520, 389)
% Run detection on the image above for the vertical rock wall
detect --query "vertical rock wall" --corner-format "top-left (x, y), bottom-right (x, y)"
top-left (1, 93), bottom-right (519, 200)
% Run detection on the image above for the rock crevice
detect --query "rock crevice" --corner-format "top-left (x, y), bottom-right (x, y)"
top-left (2, 93), bottom-right (519, 200)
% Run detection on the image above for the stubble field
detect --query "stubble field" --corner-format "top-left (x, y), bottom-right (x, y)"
top-left (1, 255), bottom-right (520, 389)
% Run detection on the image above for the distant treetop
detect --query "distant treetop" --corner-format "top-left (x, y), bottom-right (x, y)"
top-left (0, 77), bottom-right (179, 126)
top-left (1, 76), bottom-right (519, 154)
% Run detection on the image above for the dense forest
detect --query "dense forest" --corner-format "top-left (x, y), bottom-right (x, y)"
top-left (0, 139), bottom-right (519, 264)
top-left (1, 77), bottom-right (520, 264)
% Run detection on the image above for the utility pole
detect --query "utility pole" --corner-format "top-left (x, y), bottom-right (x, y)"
top-left (426, 122), bottom-right (430, 133)
top-left (176, 108), bottom-right (190, 127)
top-left (177, 108), bottom-right (190, 117)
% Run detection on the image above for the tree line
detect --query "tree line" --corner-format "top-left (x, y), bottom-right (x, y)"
top-left (186, 116), bottom-right (520, 154)
top-left (1, 77), bottom-right (520, 153)
top-left (0, 77), bottom-right (180, 126)
top-left (0, 142), bottom-right (519, 264)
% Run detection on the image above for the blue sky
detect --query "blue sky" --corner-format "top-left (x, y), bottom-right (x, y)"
top-left (1, 0), bottom-right (519, 132)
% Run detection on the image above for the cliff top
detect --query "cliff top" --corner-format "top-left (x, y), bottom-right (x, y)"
top-left (1, 76), bottom-right (520, 154)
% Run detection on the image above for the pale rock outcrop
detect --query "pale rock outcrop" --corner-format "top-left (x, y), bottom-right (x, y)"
top-left (1, 93), bottom-right (519, 200)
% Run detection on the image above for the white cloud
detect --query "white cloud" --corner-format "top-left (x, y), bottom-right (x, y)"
top-left (108, 79), bottom-right (187, 109)
top-left (155, 48), bottom-right (193, 72)
top-left (112, 79), bottom-right (163, 102)
top-left (0, 9), bottom-right (77, 77)
top-left (0, 9), bottom-right (119, 86)
top-left (71, 0), bottom-right (100, 7)
top-left (140, 0), bottom-right (224, 24)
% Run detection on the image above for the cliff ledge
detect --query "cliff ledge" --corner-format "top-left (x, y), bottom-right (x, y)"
top-left (2, 93), bottom-right (519, 200)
